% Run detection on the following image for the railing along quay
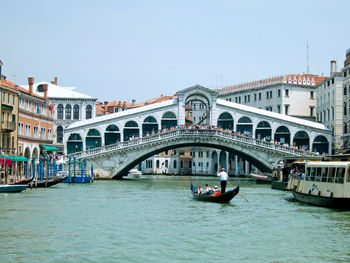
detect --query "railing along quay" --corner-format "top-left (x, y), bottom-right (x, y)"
top-left (65, 129), bottom-right (319, 160)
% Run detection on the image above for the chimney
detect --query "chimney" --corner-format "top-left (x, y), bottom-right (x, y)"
top-left (43, 84), bottom-right (48, 99)
top-left (330, 60), bottom-right (337, 75)
top-left (104, 101), bottom-right (108, 114)
top-left (132, 99), bottom-right (135, 106)
top-left (51, 77), bottom-right (58, 85)
top-left (28, 77), bottom-right (34, 94)
top-left (345, 48), bottom-right (350, 67)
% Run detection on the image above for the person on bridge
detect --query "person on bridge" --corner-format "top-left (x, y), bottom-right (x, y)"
top-left (217, 167), bottom-right (229, 194)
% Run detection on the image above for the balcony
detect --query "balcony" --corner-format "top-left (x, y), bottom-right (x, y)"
top-left (2, 121), bottom-right (16, 132)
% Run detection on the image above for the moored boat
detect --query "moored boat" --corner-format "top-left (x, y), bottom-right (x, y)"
top-left (271, 181), bottom-right (289, 191)
top-left (288, 161), bottom-right (350, 209)
top-left (30, 175), bottom-right (67, 188)
top-left (250, 173), bottom-right (273, 184)
top-left (9, 175), bottom-right (35, 185)
top-left (0, 184), bottom-right (28, 193)
top-left (190, 183), bottom-right (239, 203)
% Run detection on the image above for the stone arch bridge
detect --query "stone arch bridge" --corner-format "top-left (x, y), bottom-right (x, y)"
top-left (65, 129), bottom-right (320, 179)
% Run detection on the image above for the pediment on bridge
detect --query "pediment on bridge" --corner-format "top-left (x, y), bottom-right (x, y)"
top-left (175, 85), bottom-right (218, 97)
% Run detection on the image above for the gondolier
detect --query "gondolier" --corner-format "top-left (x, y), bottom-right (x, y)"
top-left (217, 167), bottom-right (228, 193)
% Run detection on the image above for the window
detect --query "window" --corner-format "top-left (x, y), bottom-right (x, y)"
top-left (57, 104), bottom-right (63, 119)
top-left (156, 160), bottom-right (160, 168)
top-left (7, 93), bottom-right (10, 103)
top-left (278, 89), bottom-right (281, 97)
top-left (189, 161), bottom-right (192, 168)
top-left (73, 105), bottom-right (80, 120)
top-left (180, 160), bottom-right (184, 169)
top-left (277, 105), bottom-right (281, 113)
top-left (310, 91), bottom-right (314, 99)
top-left (165, 160), bottom-right (168, 168)
top-left (266, 91), bottom-right (269, 99)
top-left (285, 89), bottom-right (289, 96)
top-left (239, 97), bottom-right (241, 103)
top-left (259, 93), bottom-right (261, 100)
top-left (285, 105), bottom-right (289, 115)
top-left (12, 95), bottom-right (15, 105)
top-left (57, 126), bottom-right (63, 143)
top-left (254, 94), bottom-right (257, 101)
top-left (173, 160), bottom-right (177, 169)
top-left (86, 105), bottom-right (92, 119)
top-left (310, 106), bottom-right (314, 117)
top-left (270, 91), bottom-right (272, 98)
top-left (2, 91), bottom-right (5, 102)
top-left (65, 105), bottom-right (72, 119)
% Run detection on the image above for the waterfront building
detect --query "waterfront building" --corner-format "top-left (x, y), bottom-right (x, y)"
top-left (0, 76), bottom-right (19, 155)
top-left (96, 101), bottom-right (133, 116)
top-left (218, 74), bottom-right (327, 121)
top-left (17, 78), bottom-right (54, 161)
top-left (22, 78), bottom-right (97, 152)
top-left (316, 49), bottom-right (350, 153)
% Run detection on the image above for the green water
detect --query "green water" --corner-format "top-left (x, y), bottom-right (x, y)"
top-left (1, 176), bottom-right (350, 263)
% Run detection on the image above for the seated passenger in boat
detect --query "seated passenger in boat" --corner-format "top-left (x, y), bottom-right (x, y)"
top-left (211, 186), bottom-right (222, 196)
top-left (197, 186), bottom-right (203, 194)
top-left (204, 184), bottom-right (212, 194)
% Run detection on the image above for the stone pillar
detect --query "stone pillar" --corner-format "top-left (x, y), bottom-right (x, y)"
top-left (216, 150), bottom-right (220, 173)
top-left (225, 151), bottom-right (229, 171)
top-left (235, 156), bottom-right (239, 175)
top-left (245, 160), bottom-right (249, 175)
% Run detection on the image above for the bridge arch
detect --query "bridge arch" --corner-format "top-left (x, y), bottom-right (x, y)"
top-left (161, 111), bottom-right (177, 129)
top-left (105, 125), bottom-right (120, 145)
top-left (142, 116), bottom-right (158, 136)
top-left (236, 116), bottom-right (253, 136)
top-left (293, 130), bottom-right (309, 150)
top-left (124, 121), bottom-right (139, 141)
top-left (255, 121), bottom-right (272, 141)
top-left (274, 126), bottom-right (291, 145)
top-left (312, 135), bottom-right (329, 154)
top-left (217, 112), bottom-right (234, 130)
top-left (86, 128), bottom-right (102, 149)
top-left (67, 133), bottom-right (83, 154)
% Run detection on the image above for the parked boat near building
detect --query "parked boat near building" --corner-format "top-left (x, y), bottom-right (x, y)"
top-left (288, 161), bottom-right (350, 209)
top-left (0, 184), bottom-right (27, 193)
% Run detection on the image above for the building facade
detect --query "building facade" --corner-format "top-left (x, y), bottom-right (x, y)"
top-left (0, 78), bottom-right (19, 156)
top-left (17, 78), bottom-right (54, 161)
top-left (218, 74), bottom-right (326, 121)
top-left (316, 49), bottom-right (350, 153)
top-left (22, 78), bottom-right (97, 153)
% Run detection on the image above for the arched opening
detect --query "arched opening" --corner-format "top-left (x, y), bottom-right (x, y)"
top-left (67, 133), bottom-right (83, 154)
top-left (86, 129), bottom-right (102, 149)
top-left (57, 104), bottom-right (63, 119)
top-left (217, 112), bottom-right (234, 130)
top-left (57, 126), bottom-right (63, 143)
top-left (293, 131), bottom-right (310, 150)
top-left (236, 117), bottom-right (253, 136)
top-left (142, 116), bottom-right (158, 136)
top-left (24, 147), bottom-right (31, 161)
top-left (124, 121), bottom-right (139, 141)
top-left (255, 121), bottom-right (272, 141)
top-left (105, 125), bottom-right (120, 145)
top-left (86, 105), bottom-right (92, 119)
top-left (65, 104), bottom-right (72, 120)
top-left (312, 135), bottom-right (329, 154)
top-left (32, 148), bottom-right (39, 160)
top-left (73, 105), bottom-right (80, 120)
top-left (161, 112), bottom-right (177, 129)
top-left (274, 126), bottom-right (291, 145)
top-left (185, 93), bottom-right (210, 126)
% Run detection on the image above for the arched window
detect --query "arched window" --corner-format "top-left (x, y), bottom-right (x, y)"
top-left (105, 125), bottom-right (120, 145)
top-left (236, 116), bottom-right (253, 135)
top-left (57, 126), bottom-right (63, 143)
top-left (73, 105), bottom-right (80, 120)
top-left (142, 116), bottom-right (158, 136)
top-left (57, 104), bottom-right (63, 119)
top-left (255, 121), bottom-right (272, 141)
top-left (65, 105), bottom-right (72, 119)
top-left (124, 121), bottom-right (139, 141)
top-left (161, 112), bottom-right (177, 129)
top-left (217, 112), bottom-right (233, 130)
top-left (86, 129), bottom-right (102, 149)
top-left (67, 133), bottom-right (83, 154)
top-left (86, 105), bottom-right (92, 119)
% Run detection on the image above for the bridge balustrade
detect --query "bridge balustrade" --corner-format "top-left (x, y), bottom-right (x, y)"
top-left (64, 129), bottom-right (319, 161)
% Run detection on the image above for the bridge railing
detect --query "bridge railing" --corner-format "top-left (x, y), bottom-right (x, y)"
top-left (64, 129), bottom-right (319, 160)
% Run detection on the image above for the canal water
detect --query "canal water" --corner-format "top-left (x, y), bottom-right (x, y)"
top-left (1, 176), bottom-right (350, 263)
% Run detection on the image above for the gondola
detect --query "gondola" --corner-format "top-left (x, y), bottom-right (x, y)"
top-left (190, 183), bottom-right (239, 203)
top-left (0, 184), bottom-right (28, 193)
top-left (9, 175), bottom-right (35, 185)
top-left (30, 175), bottom-right (67, 188)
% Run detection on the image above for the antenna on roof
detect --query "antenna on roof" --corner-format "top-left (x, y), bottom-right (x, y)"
top-left (306, 41), bottom-right (310, 75)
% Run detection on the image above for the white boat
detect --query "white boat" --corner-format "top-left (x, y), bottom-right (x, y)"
top-left (128, 168), bottom-right (142, 178)
top-left (0, 184), bottom-right (28, 193)
top-left (288, 161), bottom-right (350, 209)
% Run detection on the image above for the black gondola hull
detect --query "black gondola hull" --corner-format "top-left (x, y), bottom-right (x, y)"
top-left (31, 176), bottom-right (67, 188)
top-left (9, 175), bottom-right (34, 185)
top-left (191, 184), bottom-right (239, 203)
top-left (292, 191), bottom-right (350, 209)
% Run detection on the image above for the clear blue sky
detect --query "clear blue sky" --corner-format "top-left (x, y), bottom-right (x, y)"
top-left (1, 0), bottom-right (349, 103)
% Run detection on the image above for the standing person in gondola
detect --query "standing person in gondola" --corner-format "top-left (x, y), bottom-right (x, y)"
top-left (216, 167), bottom-right (228, 193)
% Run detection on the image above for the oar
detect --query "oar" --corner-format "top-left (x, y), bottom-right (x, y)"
top-left (228, 181), bottom-right (249, 202)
